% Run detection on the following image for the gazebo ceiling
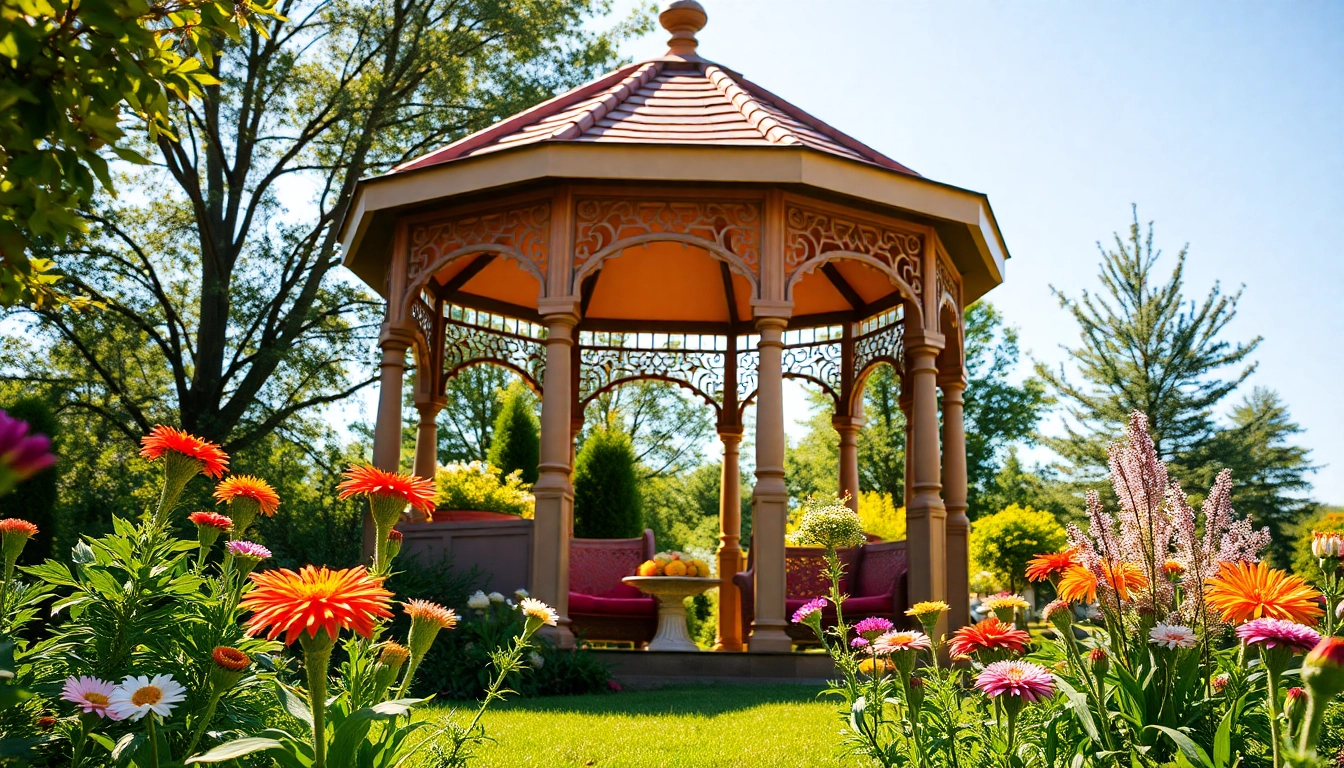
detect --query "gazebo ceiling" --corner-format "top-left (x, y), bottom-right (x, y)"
top-left (340, 0), bottom-right (1009, 309)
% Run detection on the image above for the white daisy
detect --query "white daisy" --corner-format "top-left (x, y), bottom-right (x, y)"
top-left (519, 598), bottom-right (558, 627)
top-left (487, 591), bottom-right (506, 603)
top-left (108, 674), bottom-right (186, 721)
top-left (467, 591), bottom-right (490, 610)
top-left (1149, 623), bottom-right (1198, 650)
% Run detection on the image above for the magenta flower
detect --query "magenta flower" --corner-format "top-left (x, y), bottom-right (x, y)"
top-left (1236, 618), bottom-right (1321, 654)
top-left (791, 597), bottom-right (828, 625)
top-left (975, 660), bottom-right (1056, 703)
top-left (61, 676), bottom-right (121, 719)
top-left (850, 637), bottom-right (869, 649)
top-left (853, 616), bottom-right (894, 639)
top-left (226, 540), bottom-right (271, 560)
top-left (0, 411), bottom-right (54, 494)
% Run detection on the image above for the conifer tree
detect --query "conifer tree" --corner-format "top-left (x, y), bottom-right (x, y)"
top-left (573, 424), bottom-right (643, 539)
top-left (487, 381), bottom-right (540, 484)
top-left (1039, 208), bottom-right (1260, 483)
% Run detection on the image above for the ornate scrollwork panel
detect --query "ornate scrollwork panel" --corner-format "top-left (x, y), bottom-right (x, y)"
top-left (441, 315), bottom-right (547, 392)
top-left (936, 256), bottom-right (960, 314)
top-left (853, 316), bottom-right (904, 383)
top-left (736, 345), bottom-right (758, 408)
top-left (577, 333), bottom-right (729, 410)
top-left (410, 298), bottom-right (435, 345)
top-left (780, 335), bottom-right (842, 402)
top-left (407, 202), bottom-right (550, 287)
top-left (784, 204), bottom-right (923, 298)
top-left (572, 199), bottom-right (761, 283)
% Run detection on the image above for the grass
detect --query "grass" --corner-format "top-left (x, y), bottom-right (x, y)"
top-left (414, 684), bottom-right (859, 767)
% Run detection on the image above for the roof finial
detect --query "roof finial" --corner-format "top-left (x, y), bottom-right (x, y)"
top-left (659, 1), bottom-right (707, 57)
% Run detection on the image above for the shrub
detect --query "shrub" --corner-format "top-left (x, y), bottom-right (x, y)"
top-left (487, 380), bottom-right (540, 484)
top-left (573, 426), bottom-right (642, 538)
top-left (856, 491), bottom-right (905, 541)
top-left (435, 461), bottom-right (535, 517)
top-left (968, 503), bottom-right (1065, 593)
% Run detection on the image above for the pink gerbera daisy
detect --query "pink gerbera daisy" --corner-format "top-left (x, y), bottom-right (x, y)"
top-left (872, 630), bottom-right (932, 655)
top-left (61, 676), bottom-right (120, 719)
top-left (1236, 617), bottom-right (1322, 654)
top-left (791, 597), bottom-right (828, 625)
top-left (853, 617), bottom-right (894, 639)
top-left (975, 660), bottom-right (1056, 703)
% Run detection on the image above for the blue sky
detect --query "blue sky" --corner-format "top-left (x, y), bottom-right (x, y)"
top-left (602, 1), bottom-right (1344, 503)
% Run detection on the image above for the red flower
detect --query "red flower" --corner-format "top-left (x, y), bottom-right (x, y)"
top-left (187, 511), bottom-right (233, 531)
top-left (337, 465), bottom-right (435, 514)
top-left (139, 426), bottom-right (229, 479)
top-left (211, 646), bottom-right (250, 672)
top-left (948, 618), bottom-right (1031, 660)
top-left (240, 565), bottom-right (394, 645)
top-left (388, 529), bottom-right (403, 542)
top-left (1025, 550), bottom-right (1078, 583)
top-left (213, 476), bottom-right (280, 516)
top-left (0, 519), bottom-right (38, 539)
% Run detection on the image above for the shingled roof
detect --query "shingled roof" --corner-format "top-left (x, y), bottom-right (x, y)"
top-left (394, 2), bottom-right (916, 176)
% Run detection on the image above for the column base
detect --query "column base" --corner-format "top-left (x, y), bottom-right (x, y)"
top-left (747, 621), bottom-right (793, 653)
top-left (539, 620), bottom-right (575, 650)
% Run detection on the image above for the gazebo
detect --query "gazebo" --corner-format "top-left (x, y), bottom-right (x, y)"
top-left (338, 1), bottom-right (1008, 652)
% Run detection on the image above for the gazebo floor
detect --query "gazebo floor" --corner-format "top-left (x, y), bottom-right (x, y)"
top-left (590, 649), bottom-right (837, 689)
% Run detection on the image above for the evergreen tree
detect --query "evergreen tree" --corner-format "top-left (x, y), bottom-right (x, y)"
top-left (979, 448), bottom-right (1081, 523)
top-left (1039, 207), bottom-right (1260, 483)
top-left (858, 364), bottom-right (905, 501)
top-left (573, 424), bottom-right (643, 539)
top-left (0, 398), bottom-right (59, 563)
top-left (487, 381), bottom-right (540, 484)
top-left (1202, 388), bottom-right (1317, 567)
top-left (438, 366), bottom-right (515, 464)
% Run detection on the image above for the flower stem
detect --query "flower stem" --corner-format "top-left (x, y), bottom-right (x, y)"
top-left (1298, 689), bottom-right (1330, 755)
top-left (1265, 664), bottom-right (1283, 768)
top-left (301, 632), bottom-right (336, 768)
top-left (184, 691), bottom-right (223, 759)
top-left (146, 714), bottom-right (161, 768)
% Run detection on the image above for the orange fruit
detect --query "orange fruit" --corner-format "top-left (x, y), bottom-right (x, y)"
top-left (637, 560), bottom-right (659, 577)
top-left (684, 564), bottom-right (699, 577)
top-left (665, 560), bottom-right (687, 576)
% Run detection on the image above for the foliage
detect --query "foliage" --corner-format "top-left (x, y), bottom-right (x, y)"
top-left (784, 389), bottom-right (838, 502)
top-left (573, 425), bottom-right (642, 539)
top-left (0, 398), bottom-right (59, 563)
top-left (1038, 207), bottom-right (1261, 485)
top-left (583, 379), bottom-right (714, 480)
top-left (641, 462), bottom-right (740, 554)
top-left (0, 0), bottom-right (276, 306)
top-left (439, 366), bottom-right (515, 465)
top-left (856, 364), bottom-right (904, 501)
top-left (979, 448), bottom-right (1082, 523)
top-left (486, 381), bottom-right (539, 485)
top-left (1198, 388), bottom-right (1318, 568)
top-left (856, 491), bottom-right (905, 542)
top-left (1293, 507), bottom-right (1344, 586)
top-left (969, 504), bottom-right (1066, 593)
top-left (434, 463), bottom-right (535, 518)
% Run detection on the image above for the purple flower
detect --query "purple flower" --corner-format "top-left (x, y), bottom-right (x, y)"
top-left (1236, 618), bottom-right (1321, 654)
top-left (0, 411), bottom-right (55, 493)
top-left (226, 540), bottom-right (271, 561)
top-left (791, 597), bottom-right (827, 625)
top-left (850, 637), bottom-right (869, 649)
top-left (853, 616), bottom-right (894, 639)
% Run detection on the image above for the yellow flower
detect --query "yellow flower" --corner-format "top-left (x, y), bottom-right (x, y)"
top-left (905, 601), bottom-right (950, 618)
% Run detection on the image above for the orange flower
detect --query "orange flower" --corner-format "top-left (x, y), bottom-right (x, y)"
top-left (337, 465), bottom-right (436, 514)
top-left (948, 618), bottom-right (1031, 660)
top-left (1057, 567), bottom-right (1099, 604)
top-left (1025, 550), bottom-right (1078, 583)
top-left (1205, 560), bottom-right (1324, 626)
top-left (404, 599), bottom-right (458, 631)
top-left (213, 476), bottom-right (280, 516)
top-left (187, 511), bottom-right (233, 531)
top-left (240, 565), bottom-right (394, 645)
top-left (1101, 561), bottom-right (1148, 601)
top-left (139, 426), bottom-right (229, 478)
top-left (0, 519), bottom-right (38, 539)
top-left (211, 646), bottom-right (250, 672)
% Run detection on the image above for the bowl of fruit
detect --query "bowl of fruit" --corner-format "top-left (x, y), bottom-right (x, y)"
top-left (636, 551), bottom-right (712, 578)
top-left (622, 552), bottom-right (717, 598)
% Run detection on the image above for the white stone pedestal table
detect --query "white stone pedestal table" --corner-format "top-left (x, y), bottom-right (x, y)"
top-left (622, 576), bottom-right (719, 652)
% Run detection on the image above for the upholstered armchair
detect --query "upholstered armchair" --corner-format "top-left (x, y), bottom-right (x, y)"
top-left (567, 529), bottom-right (658, 646)
top-left (733, 538), bottom-right (909, 643)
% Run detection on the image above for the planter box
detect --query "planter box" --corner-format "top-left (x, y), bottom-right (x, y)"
top-left (396, 511), bottom-right (533, 594)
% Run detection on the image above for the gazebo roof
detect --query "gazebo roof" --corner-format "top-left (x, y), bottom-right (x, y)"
top-left (393, 53), bottom-right (916, 176)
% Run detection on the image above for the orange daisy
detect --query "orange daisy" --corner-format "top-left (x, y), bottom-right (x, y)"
top-left (139, 426), bottom-right (229, 479)
top-left (1025, 550), bottom-right (1079, 583)
top-left (240, 565), bottom-right (394, 645)
top-left (1057, 567), bottom-right (1099, 604)
top-left (948, 617), bottom-right (1031, 661)
top-left (404, 599), bottom-right (458, 631)
top-left (1205, 560), bottom-right (1324, 626)
top-left (337, 465), bottom-right (436, 514)
top-left (211, 646), bottom-right (250, 672)
top-left (213, 476), bottom-right (281, 516)
top-left (0, 519), bottom-right (38, 539)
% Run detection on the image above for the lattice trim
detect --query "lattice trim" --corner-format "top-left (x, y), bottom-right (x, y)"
top-left (784, 204), bottom-right (923, 299)
top-left (407, 202), bottom-right (550, 289)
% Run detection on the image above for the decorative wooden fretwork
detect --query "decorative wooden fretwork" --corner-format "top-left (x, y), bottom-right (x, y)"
top-left (780, 326), bottom-right (843, 403)
top-left (783, 204), bottom-right (923, 298)
top-left (572, 199), bottom-right (761, 284)
top-left (578, 332), bottom-right (731, 411)
top-left (936, 255), bottom-right (960, 313)
top-left (440, 305), bottom-right (547, 392)
top-left (853, 307), bottom-right (904, 382)
top-left (407, 202), bottom-right (550, 288)
top-left (410, 298), bottom-right (435, 345)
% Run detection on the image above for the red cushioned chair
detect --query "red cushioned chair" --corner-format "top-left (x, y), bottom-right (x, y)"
top-left (733, 538), bottom-right (909, 644)
top-left (567, 530), bottom-right (658, 646)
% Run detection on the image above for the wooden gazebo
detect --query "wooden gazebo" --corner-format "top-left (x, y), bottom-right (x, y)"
top-left (338, 1), bottom-right (1009, 651)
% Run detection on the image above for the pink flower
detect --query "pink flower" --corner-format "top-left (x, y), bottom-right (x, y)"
top-left (226, 540), bottom-right (271, 560)
top-left (1148, 623), bottom-right (1199, 650)
top-left (1236, 618), bottom-right (1322, 654)
top-left (0, 411), bottom-right (55, 485)
top-left (61, 676), bottom-right (120, 719)
top-left (872, 630), bottom-right (932, 655)
top-left (853, 617), bottom-right (894, 639)
top-left (850, 637), bottom-right (869, 649)
top-left (791, 597), bottom-right (827, 624)
top-left (975, 660), bottom-right (1056, 703)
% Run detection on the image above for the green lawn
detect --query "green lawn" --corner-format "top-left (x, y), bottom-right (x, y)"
top-left (416, 684), bottom-right (860, 767)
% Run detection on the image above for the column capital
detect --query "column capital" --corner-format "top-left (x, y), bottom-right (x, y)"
top-left (939, 374), bottom-right (968, 393)
top-left (378, 323), bottom-right (417, 350)
top-left (537, 297), bottom-right (580, 325)
top-left (717, 422), bottom-right (744, 441)
top-left (414, 396), bottom-right (447, 416)
top-left (903, 328), bottom-right (946, 356)
top-left (749, 298), bottom-right (793, 321)
top-left (831, 414), bottom-right (864, 434)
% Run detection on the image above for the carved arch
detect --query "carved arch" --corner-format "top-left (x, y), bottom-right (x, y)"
top-left (785, 252), bottom-right (924, 327)
top-left (850, 359), bottom-right (904, 417)
top-left (403, 244), bottom-right (544, 321)
top-left (443, 359), bottom-right (543, 396)
top-left (579, 374), bottom-right (720, 414)
top-left (572, 233), bottom-right (758, 293)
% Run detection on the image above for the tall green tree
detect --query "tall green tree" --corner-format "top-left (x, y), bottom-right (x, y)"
top-left (1038, 207), bottom-right (1260, 483)
top-left (436, 366), bottom-right (515, 464)
top-left (7, 0), bottom-right (649, 454)
top-left (487, 380), bottom-right (539, 484)
top-left (1201, 388), bottom-right (1317, 567)
top-left (584, 380), bottom-right (714, 480)
top-left (573, 423), bottom-right (642, 539)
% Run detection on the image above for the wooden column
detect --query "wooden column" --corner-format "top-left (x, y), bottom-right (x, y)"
top-left (714, 423), bottom-right (745, 651)
top-left (366, 329), bottom-right (413, 560)
top-left (748, 312), bottom-right (792, 652)
top-left (834, 415), bottom-right (862, 511)
top-left (904, 326), bottom-right (947, 638)
top-left (412, 397), bottom-right (443, 480)
top-left (941, 378), bottom-right (970, 630)
top-left (531, 301), bottom-right (579, 649)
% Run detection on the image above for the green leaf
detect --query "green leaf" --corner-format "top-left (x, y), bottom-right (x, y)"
top-left (186, 737), bottom-right (286, 763)
top-left (275, 682), bottom-right (313, 726)
top-left (1147, 725), bottom-right (1214, 768)
top-left (1055, 676), bottom-right (1101, 745)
